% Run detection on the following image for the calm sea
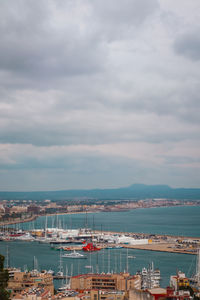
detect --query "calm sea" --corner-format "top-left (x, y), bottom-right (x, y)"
top-left (0, 206), bottom-right (199, 289)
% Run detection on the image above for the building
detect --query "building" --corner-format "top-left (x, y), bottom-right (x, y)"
top-left (10, 287), bottom-right (52, 300)
top-left (70, 272), bottom-right (141, 291)
top-left (129, 287), bottom-right (191, 300)
top-left (9, 206), bottom-right (28, 214)
top-left (129, 289), bottom-right (154, 300)
top-left (7, 271), bottom-right (54, 297)
top-left (146, 288), bottom-right (167, 300)
top-left (90, 289), bottom-right (126, 300)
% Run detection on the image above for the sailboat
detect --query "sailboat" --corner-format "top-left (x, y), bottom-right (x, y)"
top-left (58, 265), bottom-right (70, 292)
top-left (31, 256), bottom-right (39, 275)
top-left (190, 248), bottom-right (200, 287)
top-left (55, 249), bottom-right (65, 279)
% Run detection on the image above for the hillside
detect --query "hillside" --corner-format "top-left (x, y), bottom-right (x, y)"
top-left (0, 184), bottom-right (200, 201)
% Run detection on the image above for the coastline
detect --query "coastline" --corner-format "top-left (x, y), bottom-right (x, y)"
top-left (0, 211), bottom-right (96, 226)
top-left (1, 203), bottom-right (200, 227)
top-left (0, 215), bottom-right (38, 226)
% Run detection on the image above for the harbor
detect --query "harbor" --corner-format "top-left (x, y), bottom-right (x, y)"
top-left (1, 206), bottom-right (200, 296)
top-left (1, 207), bottom-right (200, 265)
top-left (1, 225), bottom-right (200, 255)
top-left (0, 239), bottom-right (198, 290)
top-left (1, 206), bottom-right (200, 290)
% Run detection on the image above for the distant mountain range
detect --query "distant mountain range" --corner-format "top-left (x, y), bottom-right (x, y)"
top-left (0, 184), bottom-right (200, 201)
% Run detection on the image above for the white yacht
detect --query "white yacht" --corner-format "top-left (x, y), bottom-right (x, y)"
top-left (62, 250), bottom-right (87, 259)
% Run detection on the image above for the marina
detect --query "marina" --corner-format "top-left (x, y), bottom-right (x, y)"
top-left (0, 240), bottom-right (197, 289)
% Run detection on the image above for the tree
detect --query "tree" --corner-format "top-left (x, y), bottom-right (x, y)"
top-left (0, 254), bottom-right (10, 300)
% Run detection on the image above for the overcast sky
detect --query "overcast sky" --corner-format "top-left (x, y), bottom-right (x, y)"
top-left (0, 0), bottom-right (200, 191)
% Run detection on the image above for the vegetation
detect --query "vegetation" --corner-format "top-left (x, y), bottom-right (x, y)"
top-left (0, 255), bottom-right (10, 300)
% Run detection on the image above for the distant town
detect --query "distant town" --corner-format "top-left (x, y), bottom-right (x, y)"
top-left (0, 197), bottom-right (200, 226)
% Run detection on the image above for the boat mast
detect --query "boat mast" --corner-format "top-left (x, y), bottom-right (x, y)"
top-left (85, 210), bottom-right (88, 232)
top-left (196, 248), bottom-right (200, 286)
top-left (6, 246), bottom-right (10, 269)
top-left (33, 256), bottom-right (38, 271)
top-left (120, 251), bottom-right (122, 273)
top-left (45, 215), bottom-right (48, 239)
top-left (66, 265), bottom-right (69, 286)
top-left (59, 249), bottom-right (63, 274)
top-left (96, 251), bottom-right (99, 274)
top-left (115, 251), bottom-right (117, 273)
top-left (108, 249), bottom-right (110, 274)
top-left (126, 248), bottom-right (129, 273)
top-left (102, 248), bottom-right (105, 273)
top-left (70, 263), bottom-right (73, 278)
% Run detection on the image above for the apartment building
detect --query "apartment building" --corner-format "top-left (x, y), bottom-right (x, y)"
top-left (7, 271), bottom-right (54, 296)
top-left (70, 273), bottom-right (141, 291)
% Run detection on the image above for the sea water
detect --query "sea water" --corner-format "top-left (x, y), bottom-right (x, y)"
top-left (13, 206), bottom-right (200, 237)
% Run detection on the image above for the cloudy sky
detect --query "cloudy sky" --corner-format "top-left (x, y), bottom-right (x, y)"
top-left (0, 0), bottom-right (200, 191)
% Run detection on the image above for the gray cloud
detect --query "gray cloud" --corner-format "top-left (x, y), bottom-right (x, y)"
top-left (0, 0), bottom-right (200, 189)
top-left (0, 0), bottom-right (105, 82)
top-left (163, 155), bottom-right (200, 165)
top-left (92, 0), bottom-right (159, 40)
top-left (174, 30), bottom-right (200, 61)
top-left (0, 0), bottom-right (159, 85)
